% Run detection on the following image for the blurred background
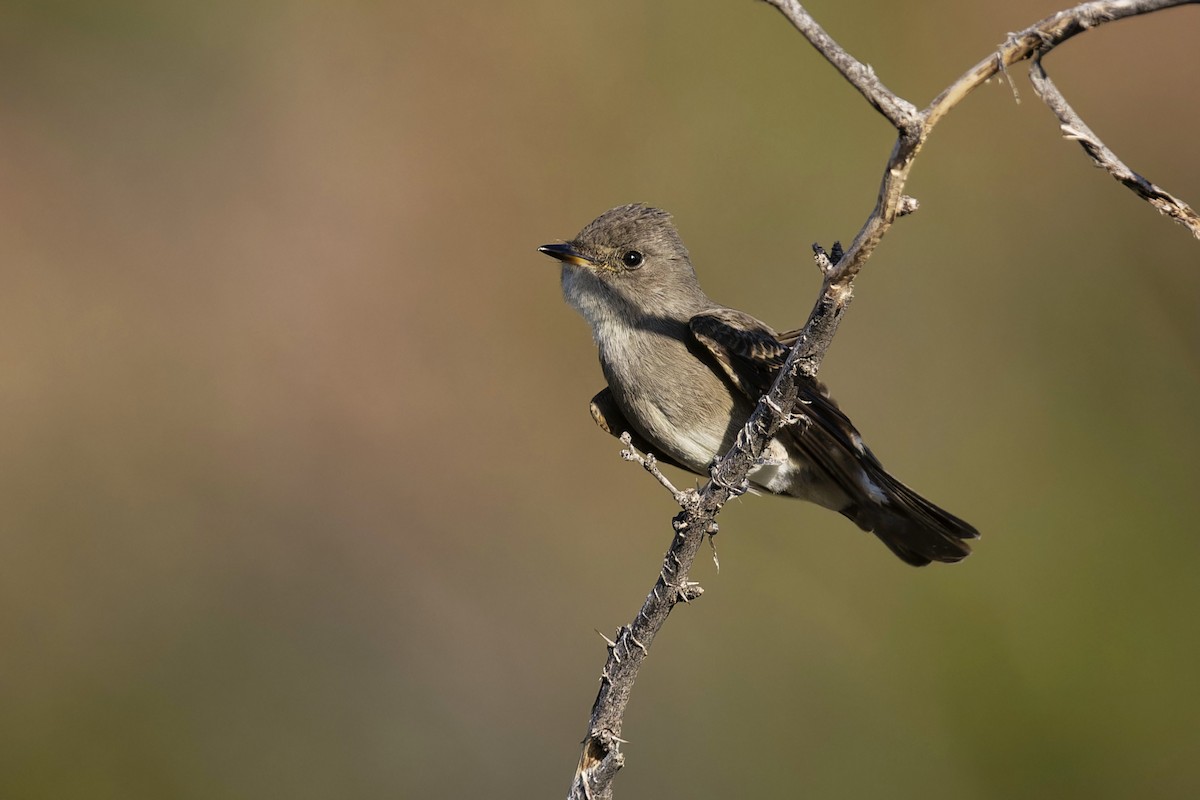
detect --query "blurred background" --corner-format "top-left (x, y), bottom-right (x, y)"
top-left (2, 1), bottom-right (1198, 798)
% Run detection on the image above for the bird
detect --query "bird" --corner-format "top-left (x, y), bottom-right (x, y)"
top-left (539, 203), bottom-right (977, 566)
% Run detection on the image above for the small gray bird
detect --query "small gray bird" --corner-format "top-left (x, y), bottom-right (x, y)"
top-left (540, 203), bottom-right (977, 566)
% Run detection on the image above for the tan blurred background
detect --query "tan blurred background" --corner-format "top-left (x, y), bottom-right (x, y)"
top-left (2, 1), bottom-right (1198, 798)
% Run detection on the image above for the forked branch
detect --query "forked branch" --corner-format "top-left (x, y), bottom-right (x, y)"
top-left (567, 2), bottom-right (1197, 797)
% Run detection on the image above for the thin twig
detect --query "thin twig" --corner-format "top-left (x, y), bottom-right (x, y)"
top-left (1029, 59), bottom-right (1200, 238)
top-left (764, 0), bottom-right (919, 129)
top-left (618, 432), bottom-right (688, 503)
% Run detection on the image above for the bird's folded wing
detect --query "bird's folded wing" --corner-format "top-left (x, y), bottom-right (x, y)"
top-left (688, 308), bottom-right (889, 493)
top-left (688, 308), bottom-right (790, 399)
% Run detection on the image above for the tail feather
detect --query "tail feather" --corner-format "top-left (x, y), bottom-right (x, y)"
top-left (841, 470), bottom-right (978, 567)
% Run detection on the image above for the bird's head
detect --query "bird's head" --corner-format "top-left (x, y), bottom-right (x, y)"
top-left (539, 204), bottom-right (705, 329)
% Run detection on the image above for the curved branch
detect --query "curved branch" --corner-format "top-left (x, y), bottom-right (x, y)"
top-left (768, 0), bottom-right (1199, 288)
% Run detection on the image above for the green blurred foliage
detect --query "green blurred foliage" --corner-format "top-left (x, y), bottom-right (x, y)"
top-left (1, 1), bottom-right (1198, 798)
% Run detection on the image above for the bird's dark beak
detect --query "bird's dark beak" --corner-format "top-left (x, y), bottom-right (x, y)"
top-left (538, 242), bottom-right (594, 268)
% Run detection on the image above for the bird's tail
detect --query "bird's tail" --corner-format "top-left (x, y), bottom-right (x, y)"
top-left (840, 469), bottom-right (978, 567)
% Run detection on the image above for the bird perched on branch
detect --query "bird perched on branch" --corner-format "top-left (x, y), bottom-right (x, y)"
top-left (540, 203), bottom-right (977, 566)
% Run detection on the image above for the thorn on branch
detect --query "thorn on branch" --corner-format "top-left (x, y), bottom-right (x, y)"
top-left (676, 582), bottom-right (704, 603)
top-left (573, 730), bottom-right (625, 800)
top-left (994, 34), bottom-right (1024, 103)
top-left (994, 42), bottom-right (1010, 73)
top-left (761, 393), bottom-right (787, 417)
top-left (672, 513), bottom-right (689, 535)
top-left (811, 241), bottom-right (843, 277)
top-left (707, 460), bottom-right (750, 498)
top-left (811, 243), bottom-right (830, 275)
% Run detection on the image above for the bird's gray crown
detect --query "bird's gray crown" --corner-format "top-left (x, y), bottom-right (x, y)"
top-left (573, 204), bottom-right (690, 267)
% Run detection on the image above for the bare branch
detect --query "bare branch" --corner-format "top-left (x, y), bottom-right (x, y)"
top-left (568, 2), bottom-right (1196, 796)
top-left (1029, 59), bottom-right (1200, 238)
top-left (764, 0), bottom-right (1199, 288)
top-left (567, 501), bottom-right (707, 800)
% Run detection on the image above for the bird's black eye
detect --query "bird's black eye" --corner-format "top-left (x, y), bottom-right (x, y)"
top-left (622, 250), bottom-right (644, 269)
